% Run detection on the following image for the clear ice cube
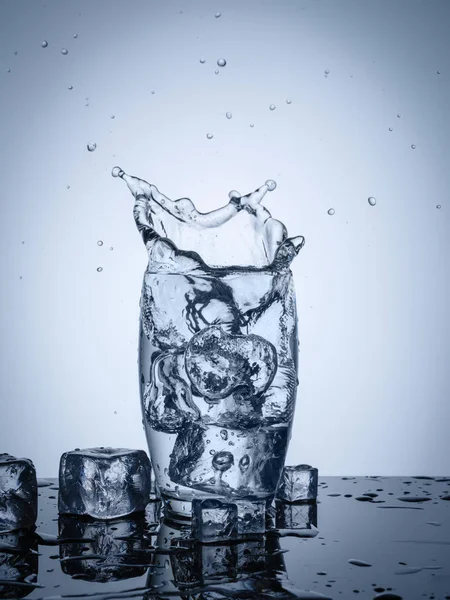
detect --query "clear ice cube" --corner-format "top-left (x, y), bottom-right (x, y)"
top-left (191, 498), bottom-right (238, 543)
top-left (275, 500), bottom-right (318, 529)
top-left (236, 498), bottom-right (266, 536)
top-left (58, 447), bottom-right (152, 519)
top-left (276, 465), bottom-right (319, 502)
top-left (0, 454), bottom-right (37, 533)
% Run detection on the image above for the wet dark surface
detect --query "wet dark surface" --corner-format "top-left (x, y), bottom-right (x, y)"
top-left (1, 477), bottom-right (450, 599)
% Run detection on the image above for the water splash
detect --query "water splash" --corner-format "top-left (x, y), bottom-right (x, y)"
top-left (112, 167), bottom-right (304, 272)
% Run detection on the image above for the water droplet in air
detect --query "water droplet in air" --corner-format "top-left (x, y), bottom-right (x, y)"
top-left (388, 127), bottom-right (393, 131)
top-left (151, 90), bottom-right (155, 95)
top-left (66, 185), bottom-right (70, 189)
top-left (19, 276), bottom-right (22, 280)
top-left (61, 48), bottom-right (68, 55)
top-left (436, 204), bottom-right (441, 209)
top-left (411, 144), bottom-right (416, 149)
top-left (97, 240), bottom-right (103, 246)
top-left (85, 102), bottom-right (89, 107)
top-left (206, 133), bottom-right (214, 139)
top-left (324, 69), bottom-right (330, 76)
top-left (328, 208), bottom-right (335, 215)
top-left (269, 104), bottom-right (276, 111)
top-left (286, 99), bottom-right (292, 104)
top-left (217, 58), bottom-right (226, 67)
top-left (397, 113), bottom-right (401, 118)
top-left (266, 180), bottom-right (277, 191)
top-left (114, 411), bottom-right (117, 414)
top-left (368, 197), bottom-right (376, 206)
top-left (97, 267), bottom-right (103, 272)
top-left (73, 34), bottom-right (78, 39)
top-left (110, 246), bottom-right (114, 250)
top-left (41, 41), bottom-right (48, 48)
top-left (214, 69), bottom-right (219, 74)
top-left (68, 85), bottom-right (73, 90)
top-left (250, 123), bottom-right (254, 128)
top-left (215, 12), bottom-right (221, 18)
top-left (226, 112), bottom-right (232, 119)
top-left (110, 114), bottom-right (115, 119)
top-left (7, 68), bottom-right (11, 73)
top-left (437, 70), bottom-right (441, 74)
top-left (200, 58), bottom-right (206, 64)
top-left (111, 166), bottom-right (123, 177)
top-left (87, 142), bottom-right (96, 152)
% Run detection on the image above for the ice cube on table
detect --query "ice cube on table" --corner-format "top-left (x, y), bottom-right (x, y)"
top-left (191, 498), bottom-right (238, 543)
top-left (58, 447), bottom-right (152, 519)
top-left (275, 500), bottom-right (318, 529)
top-left (276, 465), bottom-right (318, 502)
top-left (0, 454), bottom-right (37, 533)
top-left (236, 498), bottom-right (266, 536)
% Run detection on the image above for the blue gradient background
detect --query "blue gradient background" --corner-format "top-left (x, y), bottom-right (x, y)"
top-left (1, 0), bottom-right (449, 477)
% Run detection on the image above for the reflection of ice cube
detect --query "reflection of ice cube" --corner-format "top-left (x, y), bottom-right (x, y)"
top-left (275, 501), bottom-right (318, 529)
top-left (59, 514), bottom-right (149, 582)
top-left (0, 454), bottom-right (37, 533)
top-left (201, 542), bottom-right (238, 581)
top-left (237, 536), bottom-right (266, 573)
top-left (58, 448), bottom-right (152, 519)
top-left (144, 350), bottom-right (200, 433)
top-left (168, 424), bottom-right (288, 496)
top-left (145, 500), bottom-right (162, 526)
top-left (192, 498), bottom-right (238, 543)
top-left (236, 498), bottom-right (266, 536)
top-left (185, 326), bottom-right (277, 401)
top-left (0, 529), bottom-right (38, 598)
top-left (276, 465), bottom-right (318, 502)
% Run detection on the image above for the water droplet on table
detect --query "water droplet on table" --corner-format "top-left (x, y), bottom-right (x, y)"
top-left (269, 104), bottom-right (276, 111)
top-left (200, 58), bottom-right (206, 63)
top-left (67, 85), bottom-right (73, 90)
top-left (328, 208), bottom-right (335, 215)
top-left (286, 99), bottom-right (292, 104)
top-left (368, 197), bottom-right (376, 206)
top-left (215, 12), bottom-right (221, 18)
top-left (61, 48), bottom-right (68, 55)
top-left (250, 123), bottom-right (254, 127)
top-left (217, 58), bottom-right (226, 67)
top-left (97, 240), bottom-right (103, 246)
top-left (206, 133), bottom-right (214, 139)
top-left (97, 267), bottom-right (103, 272)
top-left (41, 40), bottom-right (48, 48)
top-left (87, 142), bottom-right (96, 152)
top-left (436, 204), bottom-right (441, 209)
top-left (388, 127), bottom-right (393, 131)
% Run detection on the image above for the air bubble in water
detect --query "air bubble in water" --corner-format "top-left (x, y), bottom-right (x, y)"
top-left (286, 99), bottom-right (292, 104)
top-left (61, 48), bottom-right (68, 55)
top-left (436, 204), bottom-right (441, 209)
top-left (200, 58), bottom-right (206, 64)
top-left (328, 208), bottom-right (335, 215)
top-left (68, 85), bottom-right (73, 90)
top-left (226, 112), bottom-right (232, 119)
top-left (111, 166), bottom-right (123, 177)
top-left (41, 41), bottom-right (48, 48)
top-left (87, 142), bottom-right (96, 152)
top-left (411, 144), bottom-right (416, 149)
top-left (269, 104), bottom-right (276, 111)
top-left (368, 197), bottom-right (376, 206)
top-left (206, 133), bottom-right (214, 139)
top-left (215, 12), bottom-right (221, 18)
top-left (97, 267), bottom-right (103, 272)
top-left (97, 240), bottom-right (103, 246)
top-left (217, 58), bottom-right (226, 67)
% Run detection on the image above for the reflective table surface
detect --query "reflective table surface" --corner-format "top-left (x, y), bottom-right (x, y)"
top-left (1, 477), bottom-right (449, 599)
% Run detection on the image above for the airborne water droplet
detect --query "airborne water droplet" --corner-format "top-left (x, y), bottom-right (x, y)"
top-left (328, 208), bottom-right (335, 215)
top-left (206, 133), bottom-right (214, 139)
top-left (411, 144), bottom-right (416, 149)
top-left (214, 69), bottom-right (219, 74)
top-left (215, 12), bottom-right (221, 18)
top-left (111, 166), bottom-right (123, 177)
top-left (87, 142), bottom-right (96, 152)
top-left (110, 114), bottom-right (115, 119)
top-left (200, 58), bottom-right (206, 64)
top-left (368, 197), bottom-right (376, 206)
top-left (250, 123), bottom-right (254, 128)
top-left (436, 204), bottom-right (441, 209)
top-left (97, 267), bottom-right (103, 272)
top-left (97, 240), bottom-right (103, 246)
top-left (217, 58), bottom-right (227, 67)
top-left (110, 246), bottom-right (114, 250)
top-left (324, 69), bottom-right (330, 76)
top-left (68, 85), bottom-right (73, 90)
top-left (266, 180), bottom-right (277, 191)
top-left (269, 104), bottom-right (276, 111)
top-left (397, 113), bottom-right (401, 118)
top-left (61, 48), bottom-right (68, 55)
top-left (388, 127), bottom-right (393, 131)
top-left (41, 40), bottom-right (48, 48)
top-left (286, 99), bottom-right (292, 104)
top-left (226, 112), bottom-right (232, 119)
top-left (66, 185), bottom-right (70, 189)
top-left (73, 34), bottom-right (78, 39)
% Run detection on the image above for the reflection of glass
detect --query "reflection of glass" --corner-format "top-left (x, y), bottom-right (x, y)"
top-left (58, 514), bottom-right (151, 582)
top-left (143, 518), bottom-right (312, 600)
top-left (114, 169), bottom-right (304, 518)
top-left (0, 528), bottom-right (38, 599)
